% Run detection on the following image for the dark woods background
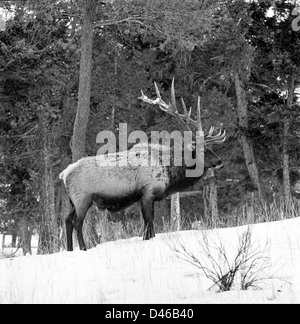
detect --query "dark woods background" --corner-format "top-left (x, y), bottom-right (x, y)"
top-left (1, 0), bottom-right (300, 254)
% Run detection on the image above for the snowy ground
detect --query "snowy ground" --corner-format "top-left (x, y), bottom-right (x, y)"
top-left (0, 217), bottom-right (299, 304)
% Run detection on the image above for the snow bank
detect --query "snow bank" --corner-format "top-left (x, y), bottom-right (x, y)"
top-left (0, 217), bottom-right (299, 304)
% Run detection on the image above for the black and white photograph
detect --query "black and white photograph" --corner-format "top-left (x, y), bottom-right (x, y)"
top-left (0, 0), bottom-right (300, 305)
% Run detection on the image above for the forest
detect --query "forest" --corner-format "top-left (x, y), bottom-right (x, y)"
top-left (1, 0), bottom-right (300, 255)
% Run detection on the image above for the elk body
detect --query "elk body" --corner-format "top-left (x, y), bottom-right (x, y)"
top-left (60, 80), bottom-right (225, 251)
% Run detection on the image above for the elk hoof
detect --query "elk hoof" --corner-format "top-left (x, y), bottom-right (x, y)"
top-left (143, 223), bottom-right (155, 240)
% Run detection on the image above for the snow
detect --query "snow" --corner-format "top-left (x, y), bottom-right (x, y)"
top-left (0, 217), bottom-right (300, 304)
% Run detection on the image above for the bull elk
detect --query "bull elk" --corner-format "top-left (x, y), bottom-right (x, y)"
top-left (59, 80), bottom-right (225, 251)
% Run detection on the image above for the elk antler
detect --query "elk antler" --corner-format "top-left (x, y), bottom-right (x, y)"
top-left (139, 79), bottom-right (226, 145)
top-left (139, 79), bottom-right (203, 137)
top-left (205, 127), bottom-right (226, 145)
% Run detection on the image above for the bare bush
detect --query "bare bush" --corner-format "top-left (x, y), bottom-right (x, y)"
top-left (171, 227), bottom-right (273, 292)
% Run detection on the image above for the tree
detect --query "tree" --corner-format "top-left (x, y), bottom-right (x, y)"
top-left (0, 0), bottom-right (80, 253)
top-left (70, 0), bottom-right (100, 248)
top-left (247, 0), bottom-right (300, 211)
top-left (37, 101), bottom-right (60, 254)
top-left (234, 70), bottom-right (264, 203)
top-left (72, 0), bottom-right (96, 162)
top-left (282, 74), bottom-right (296, 210)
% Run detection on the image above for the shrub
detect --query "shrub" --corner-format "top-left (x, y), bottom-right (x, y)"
top-left (170, 227), bottom-right (272, 292)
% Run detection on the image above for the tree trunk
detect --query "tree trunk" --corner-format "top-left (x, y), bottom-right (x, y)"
top-left (282, 118), bottom-right (291, 209)
top-left (19, 217), bottom-right (32, 256)
top-left (282, 74), bottom-right (295, 214)
top-left (203, 169), bottom-right (218, 225)
top-left (203, 185), bottom-right (209, 223)
top-left (37, 105), bottom-right (60, 254)
top-left (11, 226), bottom-right (18, 248)
top-left (234, 71), bottom-right (264, 203)
top-left (209, 169), bottom-right (218, 224)
top-left (57, 183), bottom-right (70, 250)
top-left (1, 233), bottom-right (5, 252)
top-left (71, 0), bottom-right (95, 162)
top-left (155, 199), bottom-right (170, 231)
top-left (71, 0), bottom-right (99, 248)
top-left (170, 193), bottom-right (180, 231)
top-left (57, 86), bottom-right (75, 249)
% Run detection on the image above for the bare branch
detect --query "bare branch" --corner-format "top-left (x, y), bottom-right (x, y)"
top-left (94, 16), bottom-right (154, 28)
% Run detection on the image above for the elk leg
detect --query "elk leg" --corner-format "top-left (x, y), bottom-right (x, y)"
top-left (65, 200), bottom-right (76, 251)
top-left (74, 197), bottom-right (92, 251)
top-left (74, 217), bottom-right (87, 251)
top-left (141, 195), bottom-right (155, 240)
